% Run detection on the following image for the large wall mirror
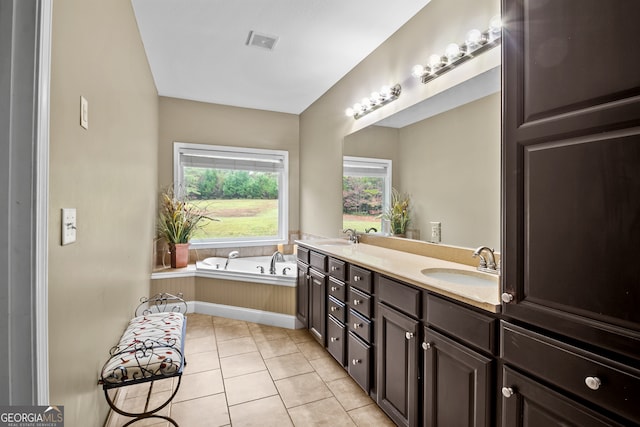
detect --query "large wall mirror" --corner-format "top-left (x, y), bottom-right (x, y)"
top-left (343, 67), bottom-right (501, 250)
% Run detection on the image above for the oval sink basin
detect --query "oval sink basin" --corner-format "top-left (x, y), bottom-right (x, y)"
top-left (313, 239), bottom-right (353, 247)
top-left (421, 268), bottom-right (498, 287)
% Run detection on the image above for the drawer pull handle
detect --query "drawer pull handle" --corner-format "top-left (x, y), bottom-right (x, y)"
top-left (501, 387), bottom-right (515, 398)
top-left (353, 275), bottom-right (360, 282)
top-left (353, 299), bottom-right (362, 306)
top-left (585, 376), bottom-right (602, 390)
top-left (330, 306), bottom-right (339, 312)
top-left (330, 337), bottom-right (339, 342)
top-left (353, 323), bottom-right (362, 329)
top-left (501, 293), bottom-right (514, 303)
top-left (405, 332), bottom-right (414, 340)
top-left (331, 266), bottom-right (338, 271)
top-left (330, 286), bottom-right (338, 291)
top-left (422, 342), bottom-right (432, 350)
top-left (306, 275), bottom-right (311, 280)
top-left (352, 359), bottom-right (361, 365)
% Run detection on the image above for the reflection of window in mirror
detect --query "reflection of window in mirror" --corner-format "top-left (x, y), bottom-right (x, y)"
top-left (342, 156), bottom-right (392, 233)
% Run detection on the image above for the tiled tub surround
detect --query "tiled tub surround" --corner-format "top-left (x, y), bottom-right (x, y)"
top-left (296, 238), bottom-right (501, 313)
top-left (104, 313), bottom-right (394, 427)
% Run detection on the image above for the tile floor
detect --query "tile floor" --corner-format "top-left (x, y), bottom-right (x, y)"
top-left (105, 313), bottom-right (395, 426)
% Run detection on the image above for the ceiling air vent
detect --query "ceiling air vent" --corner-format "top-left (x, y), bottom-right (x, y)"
top-left (246, 31), bottom-right (278, 51)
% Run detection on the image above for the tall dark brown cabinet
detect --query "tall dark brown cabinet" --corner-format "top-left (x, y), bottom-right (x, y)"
top-left (501, 0), bottom-right (640, 425)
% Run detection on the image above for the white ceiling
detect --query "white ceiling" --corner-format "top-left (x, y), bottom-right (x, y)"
top-left (131, 0), bottom-right (431, 114)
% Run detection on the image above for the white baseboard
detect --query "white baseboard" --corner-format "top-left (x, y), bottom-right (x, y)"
top-left (190, 301), bottom-right (305, 329)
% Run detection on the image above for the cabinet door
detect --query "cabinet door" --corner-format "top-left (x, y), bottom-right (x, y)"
top-left (423, 327), bottom-right (493, 427)
top-left (376, 303), bottom-right (419, 427)
top-left (309, 268), bottom-right (326, 345)
top-left (501, 367), bottom-right (625, 427)
top-left (502, 0), bottom-right (640, 362)
top-left (296, 262), bottom-right (309, 328)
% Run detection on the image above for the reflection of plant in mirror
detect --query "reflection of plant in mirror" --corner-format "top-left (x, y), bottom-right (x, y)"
top-left (382, 188), bottom-right (410, 235)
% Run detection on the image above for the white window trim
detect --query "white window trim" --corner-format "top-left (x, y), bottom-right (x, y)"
top-left (343, 156), bottom-right (392, 214)
top-left (174, 142), bottom-right (289, 249)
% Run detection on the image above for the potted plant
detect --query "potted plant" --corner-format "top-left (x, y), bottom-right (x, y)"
top-left (382, 188), bottom-right (411, 236)
top-left (156, 186), bottom-right (215, 268)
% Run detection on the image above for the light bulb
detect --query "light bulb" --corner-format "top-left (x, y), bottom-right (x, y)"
top-left (361, 97), bottom-right (371, 109)
top-left (445, 43), bottom-right (461, 63)
top-left (465, 29), bottom-right (483, 50)
top-left (353, 103), bottom-right (362, 113)
top-left (412, 64), bottom-right (426, 78)
top-left (429, 54), bottom-right (442, 70)
top-left (345, 107), bottom-right (354, 117)
top-left (380, 85), bottom-right (391, 99)
top-left (489, 15), bottom-right (502, 40)
top-left (370, 91), bottom-right (380, 104)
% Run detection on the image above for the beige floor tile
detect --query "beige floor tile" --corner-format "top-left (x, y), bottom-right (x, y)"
top-left (110, 390), bottom-right (172, 427)
top-left (296, 340), bottom-right (327, 361)
top-left (275, 372), bottom-right (332, 408)
top-left (288, 397), bottom-right (356, 427)
top-left (119, 378), bottom-right (174, 399)
top-left (220, 351), bottom-right (266, 378)
top-left (286, 328), bottom-right (314, 344)
top-left (217, 336), bottom-right (258, 358)
top-left (256, 336), bottom-right (299, 359)
top-left (224, 370), bottom-right (278, 406)
top-left (229, 395), bottom-right (293, 427)
top-left (213, 316), bottom-right (247, 327)
top-left (249, 324), bottom-right (290, 342)
top-left (186, 323), bottom-right (215, 339)
top-left (171, 393), bottom-right (230, 427)
top-left (173, 369), bottom-right (224, 402)
top-left (183, 350), bottom-right (220, 374)
top-left (326, 377), bottom-right (373, 411)
top-left (215, 322), bottom-right (252, 342)
top-left (309, 354), bottom-right (348, 382)
top-left (184, 335), bottom-right (217, 354)
top-left (348, 403), bottom-right (395, 426)
top-left (186, 313), bottom-right (214, 326)
top-left (264, 352), bottom-right (314, 380)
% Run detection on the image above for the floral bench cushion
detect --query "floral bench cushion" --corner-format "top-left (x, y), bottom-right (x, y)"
top-left (100, 312), bottom-right (186, 387)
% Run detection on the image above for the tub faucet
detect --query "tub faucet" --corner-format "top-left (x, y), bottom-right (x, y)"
top-left (225, 251), bottom-right (240, 270)
top-left (472, 246), bottom-right (498, 274)
top-left (270, 251), bottom-right (285, 275)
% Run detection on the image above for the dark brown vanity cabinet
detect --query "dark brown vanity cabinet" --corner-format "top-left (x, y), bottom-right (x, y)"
top-left (308, 267), bottom-right (326, 346)
top-left (296, 261), bottom-right (309, 328)
top-left (347, 264), bottom-right (375, 395)
top-left (376, 276), bottom-right (421, 427)
top-left (502, 1), bottom-right (640, 425)
top-left (327, 277), bottom-right (347, 366)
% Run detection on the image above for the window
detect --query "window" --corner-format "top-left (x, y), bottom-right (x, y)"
top-left (342, 156), bottom-right (392, 232)
top-left (174, 142), bottom-right (289, 248)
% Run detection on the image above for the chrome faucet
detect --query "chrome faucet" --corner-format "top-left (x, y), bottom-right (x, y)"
top-left (342, 228), bottom-right (358, 243)
top-left (472, 246), bottom-right (499, 274)
top-left (269, 251), bottom-right (285, 275)
top-left (225, 251), bottom-right (240, 269)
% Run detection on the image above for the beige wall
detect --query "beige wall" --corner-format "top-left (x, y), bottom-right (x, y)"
top-left (48, 0), bottom-right (158, 425)
top-left (300, 0), bottom-right (500, 241)
top-left (158, 97), bottom-right (300, 235)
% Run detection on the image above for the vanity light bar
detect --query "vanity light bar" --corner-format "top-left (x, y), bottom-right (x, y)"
top-left (345, 83), bottom-right (402, 120)
top-left (412, 15), bottom-right (502, 84)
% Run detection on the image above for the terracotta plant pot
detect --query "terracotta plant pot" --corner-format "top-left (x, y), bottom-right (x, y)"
top-left (170, 243), bottom-right (189, 268)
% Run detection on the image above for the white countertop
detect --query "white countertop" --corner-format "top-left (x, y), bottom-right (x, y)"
top-left (296, 239), bottom-right (501, 313)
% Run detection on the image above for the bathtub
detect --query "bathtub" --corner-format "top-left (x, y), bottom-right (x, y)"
top-left (195, 255), bottom-right (297, 287)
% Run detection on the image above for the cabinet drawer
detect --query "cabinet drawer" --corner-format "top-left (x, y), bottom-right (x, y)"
top-left (426, 294), bottom-right (497, 355)
top-left (310, 251), bottom-right (327, 271)
top-left (348, 331), bottom-right (371, 393)
top-left (328, 277), bottom-right (346, 302)
top-left (329, 257), bottom-right (346, 281)
top-left (348, 287), bottom-right (372, 318)
top-left (327, 316), bottom-right (346, 366)
top-left (297, 246), bottom-right (310, 264)
top-left (349, 265), bottom-right (372, 293)
top-left (349, 309), bottom-right (372, 343)
top-left (501, 321), bottom-right (640, 425)
top-left (328, 295), bottom-right (347, 324)
top-left (378, 276), bottom-right (421, 319)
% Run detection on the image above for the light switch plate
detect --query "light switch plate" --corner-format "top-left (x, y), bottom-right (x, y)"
top-left (61, 208), bottom-right (77, 245)
top-left (430, 221), bottom-right (441, 243)
top-left (80, 96), bottom-right (88, 129)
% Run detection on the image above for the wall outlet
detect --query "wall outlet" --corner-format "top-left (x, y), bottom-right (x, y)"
top-left (430, 221), bottom-right (441, 243)
top-left (61, 208), bottom-right (77, 245)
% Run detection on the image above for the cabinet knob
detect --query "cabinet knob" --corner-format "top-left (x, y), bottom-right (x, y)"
top-left (353, 299), bottom-right (361, 306)
top-left (306, 274), bottom-right (311, 280)
top-left (330, 337), bottom-right (339, 342)
top-left (330, 286), bottom-right (338, 292)
top-left (352, 359), bottom-right (361, 365)
top-left (501, 293), bottom-right (514, 303)
top-left (405, 332), bottom-right (414, 340)
top-left (353, 323), bottom-right (362, 329)
top-left (354, 275), bottom-right (360, 282)
top-left (501, 387), bottom-right (515, 398)
top-left (585, 376), bottom-right (602, 390)
top-left (422, 342), bottom-right (432, 350)
top-left (330, 306), bottom-right (338, 312)
top-left (331, 266), bottom-right (337, 271)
